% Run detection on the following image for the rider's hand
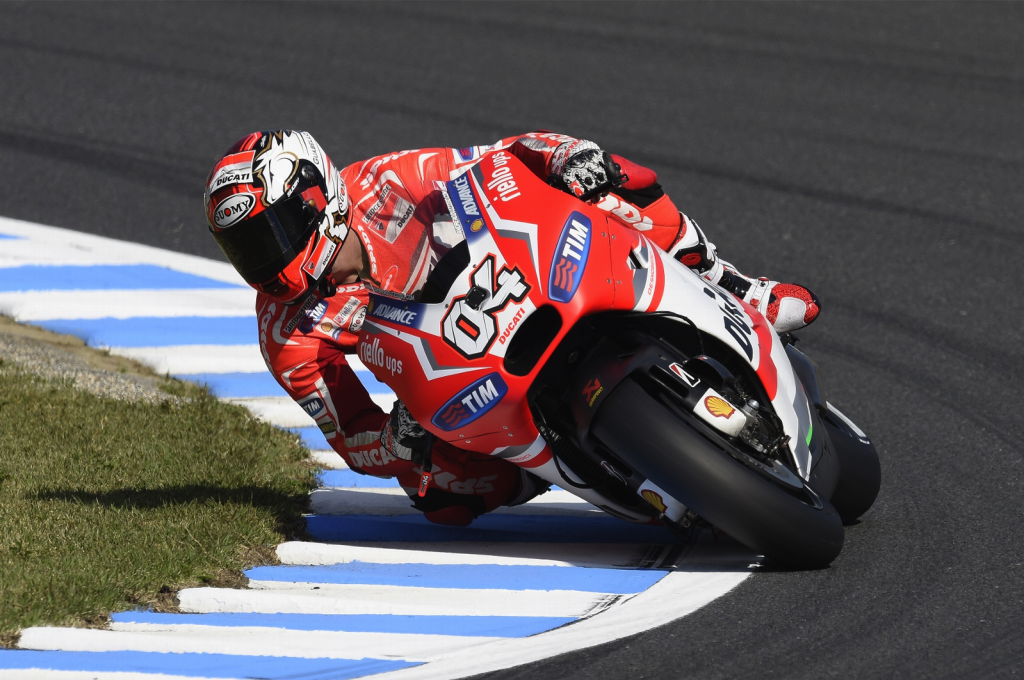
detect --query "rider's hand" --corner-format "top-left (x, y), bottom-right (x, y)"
top-left (381, 400), bottom-right (425, 462)
top-left (549, 140), bottom-right (624, 202)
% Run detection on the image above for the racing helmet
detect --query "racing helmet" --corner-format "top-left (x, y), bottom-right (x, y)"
top-left (205, 130), bottom-right (350, 303)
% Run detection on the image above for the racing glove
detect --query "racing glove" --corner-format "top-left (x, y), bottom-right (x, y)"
top-left (549, 139), bottom-right (624, 202)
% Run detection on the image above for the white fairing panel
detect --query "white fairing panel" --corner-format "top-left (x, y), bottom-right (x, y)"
top-left (645, 248), bottom-right (813, 478)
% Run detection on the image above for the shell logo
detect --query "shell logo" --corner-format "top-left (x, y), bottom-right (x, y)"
top-left (641, 489), bottom-right (668, 513)
top-left (470, 218), bottom-right (484, 232)
top-left (704, 395), bottom-right (736, 419)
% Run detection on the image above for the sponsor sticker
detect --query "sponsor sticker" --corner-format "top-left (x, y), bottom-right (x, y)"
top-left (582, 378), bottom-right (604, 407)
top-left (445, 173), bottom-right (484, 236)
top-left (213, 193), bottom-right (255, 228)
top-left (640, 489), bottom-right (668, 513)
top-left (298, 394), bottom-right (326, 418)
top-left (548, 211), bottom-right (592, 303)
top-left (367, 294), bottom-right (422, 329)
top-left (637, 479), bottom-right (686, 522)
top-left (301, 234), bottom-right (338, 280)
top-left (332, 296), bottom-right (362, 326)
top-left (348, 306), bottom-right (367, 332)
top-left (431, 373), bottom-right (509, 431)
top-left (208, 158), bottom-right (253, 194)
top-left (704, 395), bottom-right (736, 419)
top-left (298, 299), bottom-right (328, 334)
top-left (358, 336), bottom-right (403, 376)
top-left (668, 362), bottom-right (700, 387)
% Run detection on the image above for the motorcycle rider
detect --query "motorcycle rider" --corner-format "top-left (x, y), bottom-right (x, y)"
top-left (205, 129), bottom-right (821, 527)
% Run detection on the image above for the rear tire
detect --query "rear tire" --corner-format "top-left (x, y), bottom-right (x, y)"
top-left (593, 378), bottom-right (844, 569)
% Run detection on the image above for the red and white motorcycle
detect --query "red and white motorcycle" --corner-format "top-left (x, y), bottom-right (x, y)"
top-left (357, 149), bottom-right (881, 569)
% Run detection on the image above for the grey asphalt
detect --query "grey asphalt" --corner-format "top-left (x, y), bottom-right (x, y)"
top-left (1, 2), bottom-right (1022, 678)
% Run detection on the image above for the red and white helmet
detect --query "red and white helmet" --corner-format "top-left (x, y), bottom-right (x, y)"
top-left (205, 130), bottom-right (349, 303)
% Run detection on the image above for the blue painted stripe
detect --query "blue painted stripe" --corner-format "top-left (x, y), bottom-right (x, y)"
top-left (0, 264), bottom-right (242, 291)
top-left (307, 514), bottom-right (675, 543)
top-left (318, 470), bottom-right (401, 488)
top-left (110, 611), bottom-right (572, 637)
top-left (0, 233), bottom-right (21, 239)
top-left (245, 561), bottom-right (666, 593)
top-left (187, 371), bottom-right (287, 398)
top-left (294, 425), bottom-right (330, 451)
top-left (0, 649), bottom-right (415, 679)
top-left (184, 370), bottom-right (390, 399)
top-left (37, 316), bottom-right (257, 348)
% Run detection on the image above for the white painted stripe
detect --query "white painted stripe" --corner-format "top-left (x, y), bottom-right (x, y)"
top-left (21, 626), bottom-right (501, 663)
top-left (0, 672), bottom-right (233, 680)
top-left (309, 487), bottom-right (597, 517)
top-left (177, 585), bottom-right (612, 618)
top-left (110, 344), bottom-right (267, 374)
top-left (0, 288), bottom-right (255, 321)
top-left (310, 449), bottom-right (348, 468)
top-left (229, 394), bottom-right (393, 428)
top-left (275, 541), bottom-right (670, 570)
top-left (226, 396), bottom-right (319, 429)
top-left (360, 570), bottom-right (752, 680)
top-left (0, 217), bottom-right (243, 285)
top-left (109, 344), bottom-right (379, 379)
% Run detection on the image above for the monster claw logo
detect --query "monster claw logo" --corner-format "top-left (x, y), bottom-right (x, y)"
top-left (704, 395), bottom-right (736, 419)
top-left (548, 212), bottom-right (592, 303)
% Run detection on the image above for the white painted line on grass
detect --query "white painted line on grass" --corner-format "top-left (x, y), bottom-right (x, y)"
top-left (177, 585), bottom-right (614, 618)
top-left (109, 344), bottom-right (266, 374)
top-left (22, 626), bottom-right (501, 663)
top-left (276, 541), bottom-right (579, 568)
top-left (309, 450), bottom-right (348, 468)
top-left (0, 671), bottom-right (236, 680)
top-left (0, 289), bottom-right (256, 321)
top-left (276, 541), bottom-right (677, 570)
top-left (309, 487), bottom-right (598, 517)
top-left (0, 217), bottom-right (244, 285)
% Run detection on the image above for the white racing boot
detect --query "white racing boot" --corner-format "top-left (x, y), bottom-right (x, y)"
top-left (668, 213), bottom-right (821, 333)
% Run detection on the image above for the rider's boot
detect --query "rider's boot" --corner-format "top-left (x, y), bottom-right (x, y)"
top-left (668, 213), bottom-right (821, 333)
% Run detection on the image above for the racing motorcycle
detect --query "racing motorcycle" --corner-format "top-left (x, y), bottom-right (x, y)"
top-left (356, 148), bottom-right (881, 569)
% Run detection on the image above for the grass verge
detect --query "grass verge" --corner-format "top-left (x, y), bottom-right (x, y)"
top-left (0, 360), bottom-right (316, 645)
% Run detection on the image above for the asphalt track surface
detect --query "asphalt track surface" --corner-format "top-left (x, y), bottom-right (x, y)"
top-left (1, 2), bottom-right (1021, 678)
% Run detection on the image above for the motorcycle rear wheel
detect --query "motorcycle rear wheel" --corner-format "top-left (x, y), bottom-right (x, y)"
top-left (593, 378), bottom-right (845, 569)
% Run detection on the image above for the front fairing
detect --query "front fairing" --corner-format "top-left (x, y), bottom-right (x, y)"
top-left (614, 237), bottom-right (815, 478)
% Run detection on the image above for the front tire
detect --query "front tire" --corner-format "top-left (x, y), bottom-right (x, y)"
top-left (819, 405), bottom-right (881, 524)
top-left (593, 378), bottom-right (844, 569)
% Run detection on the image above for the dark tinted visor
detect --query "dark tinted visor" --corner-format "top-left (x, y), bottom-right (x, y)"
top-left (212, 191), bottom-right (321, 285)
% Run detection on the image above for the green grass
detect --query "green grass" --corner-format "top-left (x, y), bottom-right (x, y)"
top-left (0, 361), bottom-right (316, 643)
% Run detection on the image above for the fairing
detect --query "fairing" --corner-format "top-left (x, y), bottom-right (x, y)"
top-left (356, 149), bottom-right (816, 515)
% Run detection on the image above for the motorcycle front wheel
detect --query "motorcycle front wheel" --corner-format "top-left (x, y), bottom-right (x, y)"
top-left (593, 378), bottom-right (845, 570)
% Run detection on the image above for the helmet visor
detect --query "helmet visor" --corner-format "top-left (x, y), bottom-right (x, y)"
top-left (212, 191), bottom-right (321, 285)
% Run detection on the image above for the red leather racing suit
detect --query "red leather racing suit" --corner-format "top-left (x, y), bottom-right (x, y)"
top-left (257, 132), bottom-right (687, 524)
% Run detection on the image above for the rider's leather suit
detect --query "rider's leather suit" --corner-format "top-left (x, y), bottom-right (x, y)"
top-left (257, 131), bottom-right (690, 524)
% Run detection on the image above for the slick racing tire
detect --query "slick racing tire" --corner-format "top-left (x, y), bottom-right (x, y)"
top-left (593, 378), bottom-right (845, 570)
top-left (819, 405), bottom-right (882, 524)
